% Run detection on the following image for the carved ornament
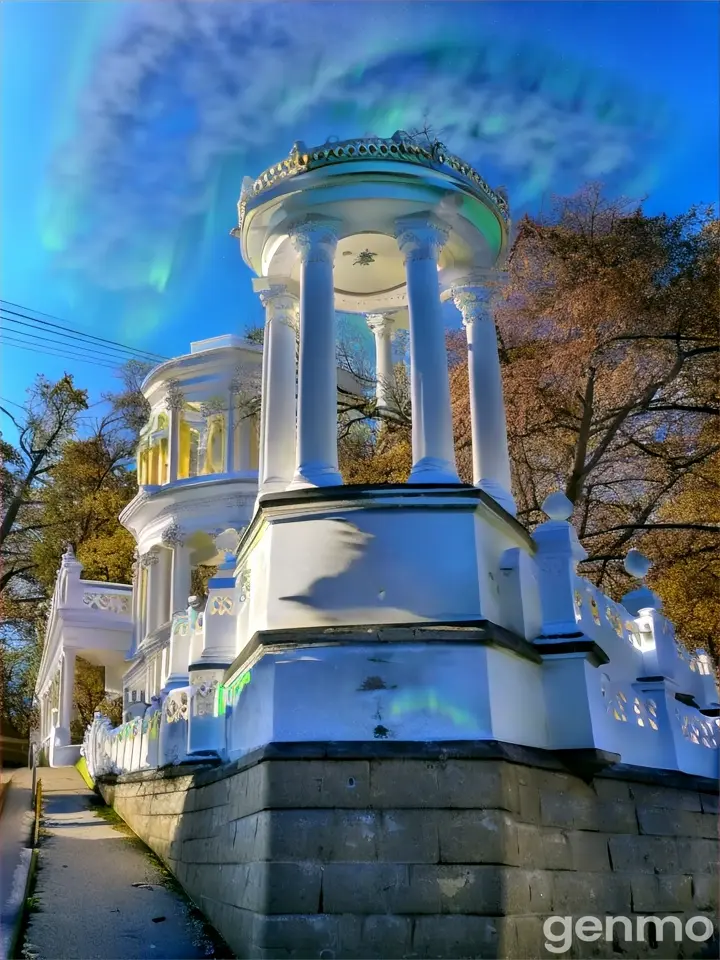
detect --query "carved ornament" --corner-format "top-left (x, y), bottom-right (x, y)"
top-left (233, 133), bottom-right (509, 234)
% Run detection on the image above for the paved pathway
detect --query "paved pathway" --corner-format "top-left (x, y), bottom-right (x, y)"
top-left (21, 767), bottom-right (225, 960)
top-left (0, 769), bottom-right (35, 960)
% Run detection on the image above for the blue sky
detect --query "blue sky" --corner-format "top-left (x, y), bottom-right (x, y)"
top-left (1, 0), bottom-right (718, 416)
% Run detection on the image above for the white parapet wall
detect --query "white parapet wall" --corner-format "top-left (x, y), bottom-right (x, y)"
top-left (82, 493), bottom-right (720, 783)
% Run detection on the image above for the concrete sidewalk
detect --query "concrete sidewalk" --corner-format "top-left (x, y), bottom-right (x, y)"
top-left (0, 768), bottom-right (35, 960)
top-left (21, 767), bottom-right (230, 960)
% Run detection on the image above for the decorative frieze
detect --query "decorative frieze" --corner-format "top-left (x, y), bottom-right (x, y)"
top-left (209, 595), bottom-right (234, 616)
top-left (165, 690), bottom-right (189, 724)
top-left (82, 593), bottom-right (131, 615)
top-left (192, 679), bottom-right (218, 717)
top-left (233, 132), bottom-right (510, 234)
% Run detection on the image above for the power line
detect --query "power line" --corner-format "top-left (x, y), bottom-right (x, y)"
top-left (0, 318), bottom-right (158, 366)
top-left (0, 300), bottom-right (168, 363)
top-left (0, 334), bottom-right (124, 370)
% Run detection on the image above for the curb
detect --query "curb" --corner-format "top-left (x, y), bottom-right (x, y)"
top-left (6, 847), bottom-right (38, 960)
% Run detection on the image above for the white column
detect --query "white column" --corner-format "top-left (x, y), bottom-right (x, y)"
top-left (225, 387), bottom-right (237, 474)
top-left (129, 550), bottom-right (141, 657)
top-left (395, 217), bottom-right (459, 484)
top-left (256, 322), bottom-right (271, 487)
top-left (165, 381), bottom-right (184, 483)
top-left (288, 219), bottom-right (342, 487)
top-left (238, 416), bottom-right (252, 471)
top-left (258, 284), bottom-right (299, 494)
top-left (153, 547), bottom-right (171, 630)
top-left (452, 283), bottom-right (516, 515)
top-left (161, 523), bottom-right (192, 686)
top-left (366, 313), bottom-right (396, 411)
top-left (141, 549), bottom-right (160, 637)
top-left (169, 543), bottom-right (192, 619)
top-left (59, 650), bottom-right (76, 739)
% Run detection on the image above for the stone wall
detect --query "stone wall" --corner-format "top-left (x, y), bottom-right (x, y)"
top-left (98, 744), bottom-right (719, 959)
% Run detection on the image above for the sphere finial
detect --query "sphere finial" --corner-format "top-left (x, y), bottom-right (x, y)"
top-left (542, 491), bottom-right (573, 521)
top-left (624, 549), bottom-right (651, 580)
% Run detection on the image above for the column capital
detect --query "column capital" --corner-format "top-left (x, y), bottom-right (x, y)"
top-left (288, 218), bottom-right (341, 264)
top-left (395, 217), bottom-right (449, 262)
top-left (140, 548), bottom-right (160, 568)
top-left (451, 286), bottom-right (493, 326)
top-left (164, 379), bottom-right (185, 412)
top-left (161, 521), bottom-right (186, 547)
top-left (259, 284), bottom-right (299, 327)
top-left (199, 397), bottom-right (226, 420)
top-left (366, 313), bottom-right (396, 336)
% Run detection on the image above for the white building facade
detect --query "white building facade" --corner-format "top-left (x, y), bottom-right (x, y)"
top-left (63, 132), bottom-right (719, 783)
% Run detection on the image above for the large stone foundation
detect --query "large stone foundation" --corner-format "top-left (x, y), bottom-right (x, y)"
top-left (98, 744), bottom-right (718, 960)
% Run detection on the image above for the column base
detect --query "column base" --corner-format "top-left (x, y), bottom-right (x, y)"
top-left (478, 479), bottom-right (517, 516)
top-left (288, 464), bottom-right (343, 489)
top-left (408, 457), bottom-right (461, 485)
top-left (162, 674), bottom-right (190, 693)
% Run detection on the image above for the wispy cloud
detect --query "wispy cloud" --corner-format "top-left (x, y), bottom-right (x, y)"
top-left (44, 0), bottom-right (669, 300)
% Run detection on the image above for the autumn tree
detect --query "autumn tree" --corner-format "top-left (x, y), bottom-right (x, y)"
top-left (1, 364), bottom-right (148, 733)
top-left (450, 187), bottom-right (719, 654)
top-left (0, 375), bottom-right (88, 596)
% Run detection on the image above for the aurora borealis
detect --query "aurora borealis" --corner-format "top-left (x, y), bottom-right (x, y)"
top-left (1, 1), bottom-right (718, 404)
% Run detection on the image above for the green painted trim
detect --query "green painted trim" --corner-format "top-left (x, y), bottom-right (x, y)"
top-left (75, 755), bottom-right (95, 790)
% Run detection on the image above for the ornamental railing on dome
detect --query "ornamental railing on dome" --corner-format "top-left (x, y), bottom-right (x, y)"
top-left (233, 131), bottom-right (510, 233)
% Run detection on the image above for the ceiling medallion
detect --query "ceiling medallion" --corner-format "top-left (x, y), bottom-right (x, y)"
top-left (353, 249), bottom-right (377, 266)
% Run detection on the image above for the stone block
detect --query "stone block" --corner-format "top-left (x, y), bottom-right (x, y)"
top-left (411, 915), bottom-right (509, 959)
top-left (541, 829), bottom-right (573, 870)
top-left (322, 863), bottom-right (407, 914)
top-left (192, 777), bottom-right (230, 811)
top-left (637, 806), bottom-right (712, 838)
top-left (337, 914), bottom-right (413, 960)
top-left (512, 917), bottom-right (547, 960)
top-left (442, 760), bottom-right (520, 812)
top-left (567, 830), bottom-right (612, 872)
top-left (411, 865), bottom-right (530, 916)
top-left (176, 806), bottom-right (217, 841)
top-left (516, 823), bottom-right (544, 866)
top-left (593, 777), bottom-right (633, 803)
top-left (693, 874), bottom-right (720, 912)
top-left (232, 811), bottom-right (270, 861)
top-left (244, 861), bottom-right (322, 915)
top-left (526, 869), bottom-right (554, 913)
top-left (677, 838), bottom-right (719, 874)
top-left (438, 809), bottom-right (520, 865)
top-left (700, 791), bottom-right (719, 815)
top-left (375, 810), bottom-right (439, 863)
top-left (608, 835), bottom-right (680, 874)
top-left (541, 790), bottom-right (637, 834)
top-left (517, 782), bottom-right (541, 824)
top-left (631, 874), bottom-right (693, 913)
top-left (540, 791), bottom-right (597, 830)
top-left (238, 763), bottom-right (270, 818)
top-left (266, 759), bottom-right (371, 809)
top-left (553, 871), bottom-right (631, 915)
top-left (630, 783), bottom-right (702, 811)
top-left (368, 759), bottom-right (441, 807)
top-left (254, 915), bottom-right (339, 955)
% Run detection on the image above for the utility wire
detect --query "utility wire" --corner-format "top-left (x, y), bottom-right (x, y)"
top-left (0, 300), bottom-right (168, 362)
top-left (0, 319), bottom-right (158, 366)
top-left (0, 334), bottom-right (124, 370)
